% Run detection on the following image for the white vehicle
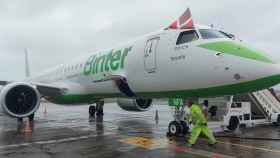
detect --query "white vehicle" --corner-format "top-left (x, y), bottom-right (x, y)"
top-left (202, 89), bottom-right (280, 131)
top-left (1, 8), bottom-right (280, 135)
top-left (223, 101), bottom-right (257, 130)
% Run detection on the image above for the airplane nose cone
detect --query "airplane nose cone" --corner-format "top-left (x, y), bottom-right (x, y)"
top-left (198, 40), bottom-right (280, 93)
top-left (198, 41), bottom-right (274, 64)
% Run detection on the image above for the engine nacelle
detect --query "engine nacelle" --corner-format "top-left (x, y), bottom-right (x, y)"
top-left (0, 82), bottom-right (41, 118)
top-left (117, 98), bottom-right (152, 112)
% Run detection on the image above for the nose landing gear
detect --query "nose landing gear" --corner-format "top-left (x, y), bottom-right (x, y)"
top-left (167, 120), bottom-right (189, 137)
top-left (167, 104), bottom-right (189, 137)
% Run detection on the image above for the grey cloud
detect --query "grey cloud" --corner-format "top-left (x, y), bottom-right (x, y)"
top-left (0, 0), bottom-right (279, 83)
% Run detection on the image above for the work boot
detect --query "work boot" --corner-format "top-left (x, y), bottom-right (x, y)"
top-left (208, 141), bottom-right (217, 147)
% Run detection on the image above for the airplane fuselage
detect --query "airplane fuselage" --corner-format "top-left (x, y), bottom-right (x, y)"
top-left (27, 26), bottom-right (280, 104)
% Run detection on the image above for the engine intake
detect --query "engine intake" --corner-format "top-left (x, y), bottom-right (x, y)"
top-left (0, 82), bottom-right (40, 118)
top-left (117, 98), bottom-right (152, 112)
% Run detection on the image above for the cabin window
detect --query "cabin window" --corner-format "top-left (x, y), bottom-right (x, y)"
top-left (199, 29), bottom-right (229, 39)
top-left (176, 30), bottom-right (199, 45)
top-left (220, 31), bottom-right (235, 39)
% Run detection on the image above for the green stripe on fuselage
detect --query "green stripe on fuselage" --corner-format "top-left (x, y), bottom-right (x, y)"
top-left (51, 74), bottom-right (280, 104)
top-left (199, 41), bottom-right (273, 64)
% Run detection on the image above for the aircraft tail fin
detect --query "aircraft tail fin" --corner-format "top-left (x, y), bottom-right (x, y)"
top-left (24, 48), bottom-right (31, 78)
top-left (165, 8), bottom-right (194, 30)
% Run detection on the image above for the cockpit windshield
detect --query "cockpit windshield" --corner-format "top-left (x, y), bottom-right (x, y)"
top-left (199, 29), bottom-right (234, 39)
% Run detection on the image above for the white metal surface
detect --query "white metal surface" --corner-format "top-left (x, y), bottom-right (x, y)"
top-left (251, 89), bottom-right (280, 121)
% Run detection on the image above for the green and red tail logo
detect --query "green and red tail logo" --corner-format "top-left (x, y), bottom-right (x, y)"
top-left (166, 8), bottom-right (194, 30)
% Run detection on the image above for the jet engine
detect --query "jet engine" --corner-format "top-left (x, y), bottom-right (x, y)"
top-left (0, 82), bottom-right (41, 118)
top-left (117, 98), bottom-right (152, 112)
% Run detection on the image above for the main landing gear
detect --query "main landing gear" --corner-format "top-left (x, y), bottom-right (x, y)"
top-left (89, 100), bottom-right (104, 117)
top-left (167, 104), bottom-right (189, 137)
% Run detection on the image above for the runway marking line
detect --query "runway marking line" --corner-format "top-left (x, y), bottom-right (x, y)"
top-left (189, 135), bottom-right (280, 156)
top-left (119, 137), bottom-right (156, 149)
top-left (168, 144), bottom-right (235, 158)
top-left (0, 132), bottom-right (113, 150)
top-left (119, 136), bottom-right (235, 158)
top-left (217, 140), bottom-right (280, 154)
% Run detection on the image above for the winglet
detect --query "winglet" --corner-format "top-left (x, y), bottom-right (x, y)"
top-left (165, 8), bottom-right (194, 30)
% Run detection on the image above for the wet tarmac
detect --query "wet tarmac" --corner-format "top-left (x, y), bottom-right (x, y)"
top-left (1, 101), bottom-right (280, 158)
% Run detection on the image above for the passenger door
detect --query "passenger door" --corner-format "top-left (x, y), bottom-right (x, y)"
top-left (144, 37), bottom-right (160, 73)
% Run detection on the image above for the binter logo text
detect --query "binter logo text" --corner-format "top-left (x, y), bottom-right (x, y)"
top-left (84, 46), bottom-right (132, 76)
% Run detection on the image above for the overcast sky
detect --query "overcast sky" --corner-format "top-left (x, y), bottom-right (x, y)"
top-left (0, 0), bottom-right (280, 82)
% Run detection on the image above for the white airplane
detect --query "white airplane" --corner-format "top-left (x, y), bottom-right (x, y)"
top-left (0, 8), bottom-right (279, 134)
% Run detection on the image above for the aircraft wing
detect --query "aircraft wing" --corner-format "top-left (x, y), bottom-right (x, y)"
top-left (0, 81), bottom-right (10, 86)
top-left (0, 80), bottom-right (67, 98)
top-left (106, 74), bottom-right (126, 81)
top-left (32, 82), bottom-right (68, 97)
top-left (0, 74), bottom-right (125, 98)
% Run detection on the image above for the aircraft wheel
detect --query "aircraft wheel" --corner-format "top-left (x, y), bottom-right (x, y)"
top-left (168, 121), bottom-right (182, 136)
top-left (96, 101), bottom-right (104, 116)
top-left (273, 115), bottom-right (280, 126)
top-left (89, 106), bottom-right (96, 117)
top-left (96, 108), bottom-right (103, 116)
top-left (227, 116), bottom-right (239, 131)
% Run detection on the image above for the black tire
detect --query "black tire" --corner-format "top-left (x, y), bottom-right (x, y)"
top-left (89, 106), bottom-right (96, 117)
top-left (96, 108), bottom-right (104, 116)
top-left (168, 121), bottom-right (182, 136)
top-left (273, 115), bottom-right (280, 126)
top-left (96, 101), bottom-right (104, 116)
top-left (180, 121), bottom-right (189, 134)
top-left (227, 117), bottom-right (239, 131)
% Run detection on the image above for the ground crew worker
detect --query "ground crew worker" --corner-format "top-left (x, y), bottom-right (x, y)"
top-left (187, 99), bottom-right (217, 147)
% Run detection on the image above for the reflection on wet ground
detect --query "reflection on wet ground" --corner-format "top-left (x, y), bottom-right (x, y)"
top-left (0, 102), bottom-right (280, 158)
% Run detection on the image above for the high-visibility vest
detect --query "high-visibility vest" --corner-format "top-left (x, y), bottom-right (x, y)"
top-left (189, 104), bottom-right (207, 125)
